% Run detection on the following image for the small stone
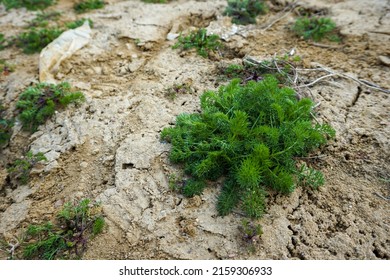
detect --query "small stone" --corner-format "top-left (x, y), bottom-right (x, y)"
top-left (80, 161), bottom-right (89, 168)
top-left (378, 55), bottom-right (390, 66)
top-left (167, 33), bottom-right (179, 41)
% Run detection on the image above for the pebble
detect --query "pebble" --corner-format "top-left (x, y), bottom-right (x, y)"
top-left (378, 55), bottom-right (390, 66)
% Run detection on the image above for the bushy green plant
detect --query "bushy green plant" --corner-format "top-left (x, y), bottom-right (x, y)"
top-left (223, 0), bottom-right (267, 25)
top-left (7, 151), bottom-right (47, 184)
top-left (13, 27), bottom-right (64, 54)
top-left (161, 76), bottom-right (335, 218)
top-left (292, 16), bottom-right (339, 42)
top-left (16, 82), bottom-right (85, 132)
top-left (74, 0), bottom-right (105, 13)
top-left (23, 199), bottom-right (105, 259)
top-left (0, 102), bottom-right (14, 147)
top-left (173, 28), bottom-right (222, 58)
top-left (65, 18), bottom-right (93, 29)
top-left (0, 0), bottom-right (54, 10)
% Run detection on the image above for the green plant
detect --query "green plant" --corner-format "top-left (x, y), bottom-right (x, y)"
top-left (0, 0), bottom-right (54, 10)
top-left (223, 0), bottom-right (267, 25)
top-left (220, 55), bottom-right (302, 85)
top-left (165, 82), bottom-right (194, 100)
top-left (13, 27), bottom-right (64, 54)
top-left (0, 102), bottom-right (14, 147)
top-left (0, 59), bottom-right (15, 75)
top-left (23, 199), bottom-right (105, 259)
top-left (0, 33), bottom-right (6, 50)
top-left (161, 76), bottom-right (335, 218)
top-left (74, 0), bottom-right (105, 13)
top-left (16, 82), bottom-right (85, 132)
top-left (173, 28), bottom-right (222, 58)
top-left (7, 151), bottom-right (47, 184)
top-left (141, 0), bottom-right (169, 3)
top-left (28, 11), bottom-right (62, 28)
top-left (65, 18), bottom-right (93, 29)
top-left (239, 219), bottom-right (262, 252)
top-left (292, 16), bottom-right (340, 42)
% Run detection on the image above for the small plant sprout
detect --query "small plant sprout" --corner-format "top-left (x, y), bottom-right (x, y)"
top-left (164, 81), bottom-right (194, 100)
top-left (14, 27), bottom-right (64, 54)
top-left (223, 0), bottom-right (267, 25)
top-left (161, 76), bottom-right (335, 218)
top-left (239, 219), bottom-right (263, 252)
top-left (65, 18), bottom-right (94, 29)
top-left (0, 102), bottom-right (14, 147)
top-left (74, 0), bottom-right (105, 14)
top-left (16, 82), bottom-right (85, 132)
top-left (7, 151), bottom-right (47, 184)
top-left (173, 28), bottom-right (222, 58)
top-left (23, 199), bottom-right (105, 259)
top-left (28, 11), bottom-right (62, 28)
top-left (292, 16), bottom-right (340, 42)
top-left (0, 0), bottom-right (55, 11)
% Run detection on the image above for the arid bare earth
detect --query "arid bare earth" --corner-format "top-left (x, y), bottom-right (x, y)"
top-left (0, 0), bottom-right (389, 260)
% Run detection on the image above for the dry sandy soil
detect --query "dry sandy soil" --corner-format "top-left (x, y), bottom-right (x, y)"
top-left (0, 0), bottom-right (389, 259)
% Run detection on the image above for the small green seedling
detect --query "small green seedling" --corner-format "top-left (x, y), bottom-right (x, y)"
top-left (223, 0), bottom-right (267, 25)
top-left (0, 102), bottom-right (14, 147)
top-left (23, 199), bottom-right (105, 259)
top-left (65, 18), bottom-right (93, 29)
top-left (292, 16), bottom-right (340, 42)
top-left (0, 0), bottom-right (54, 10)
top-left (239, 219), bottom-right (263, 252)
top-left (74, 0), bottom-right (105, 13)
top-left (16, 82), bottom-right (85, 132)
top-left (28, 11), bottom-right (62, 28)
top-left (164, 82), bottom-right (194, 100)
top-left (0, 33), bottom-right (6, 50)
top-left (7, 151), bottom-right (47, 184)
top-left (161, 76), bottom-right (335, 218)
top-left (173, 28), bottom-right (222, 58)
top-left (0, 59), bottom-right (15, 75)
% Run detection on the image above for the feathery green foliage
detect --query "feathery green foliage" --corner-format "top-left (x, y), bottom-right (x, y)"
top-left (223, 0), bottom-right (267, 25)
top-left (74, 0), bottom-right (105, 13)
top-left (0, 102), bottom-right (14, 147)
top-left (161, 76), bottom-right (335, 218)
top-left (23, 199), bottom-right (105, 259)
top-left (16, 82), bottom-right (85, 132)
top-left (0, 0), bottom-right (54, 10)
top-left (292, 16), bottom-right (340, 42)
top-left (173, 28), bottom-right (222, 58)
top-left (14, 27), bottom-right (64, 54)
top-left (7, 151), bottom-right (47, 184)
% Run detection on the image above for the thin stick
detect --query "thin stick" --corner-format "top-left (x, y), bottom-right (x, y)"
top-left (296, 73), bottom-right (337, 88)
top-left (374, 192), bottom-right (390, 201)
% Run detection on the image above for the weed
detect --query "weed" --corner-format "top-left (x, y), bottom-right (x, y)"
top-left (141, 0), bottom-right (170, 3)
top-left (292, 16), bottom-right (340, 42)
top-left (220, 55), bottom-right (302, 85)
top-left (0, 102), bottom-right (14, 147)
top-left (74, 0), bottom-right (105, 13)
top-left (65, 18), bottom-right (93, 29)
top-left (239, 219), bottom-right (262, 252)
top-left (165, 81), bottom-right (194, 100)
top-left (23, 199), bottom-right (105, 259)
top-left (13, 27), bottom-right (64, 54)
top-left (223, 0), bottom-right (267, 25)
top-left (0, 33), bottom-right (6, 50)
top-left (173, 28), bottom-right (222, 58)
top-left (161, 76), bottom-right (335, 218)
top-left (7, 151), bottom-right (47, 184)
top-left (16, 82), bottom-right (85, 132)
top-left (0, 0), bottom-right (54, 10)
top-left (0, 59), bottom-right (15, 75)
top-left (28, 11), bottom-right (62, 28)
